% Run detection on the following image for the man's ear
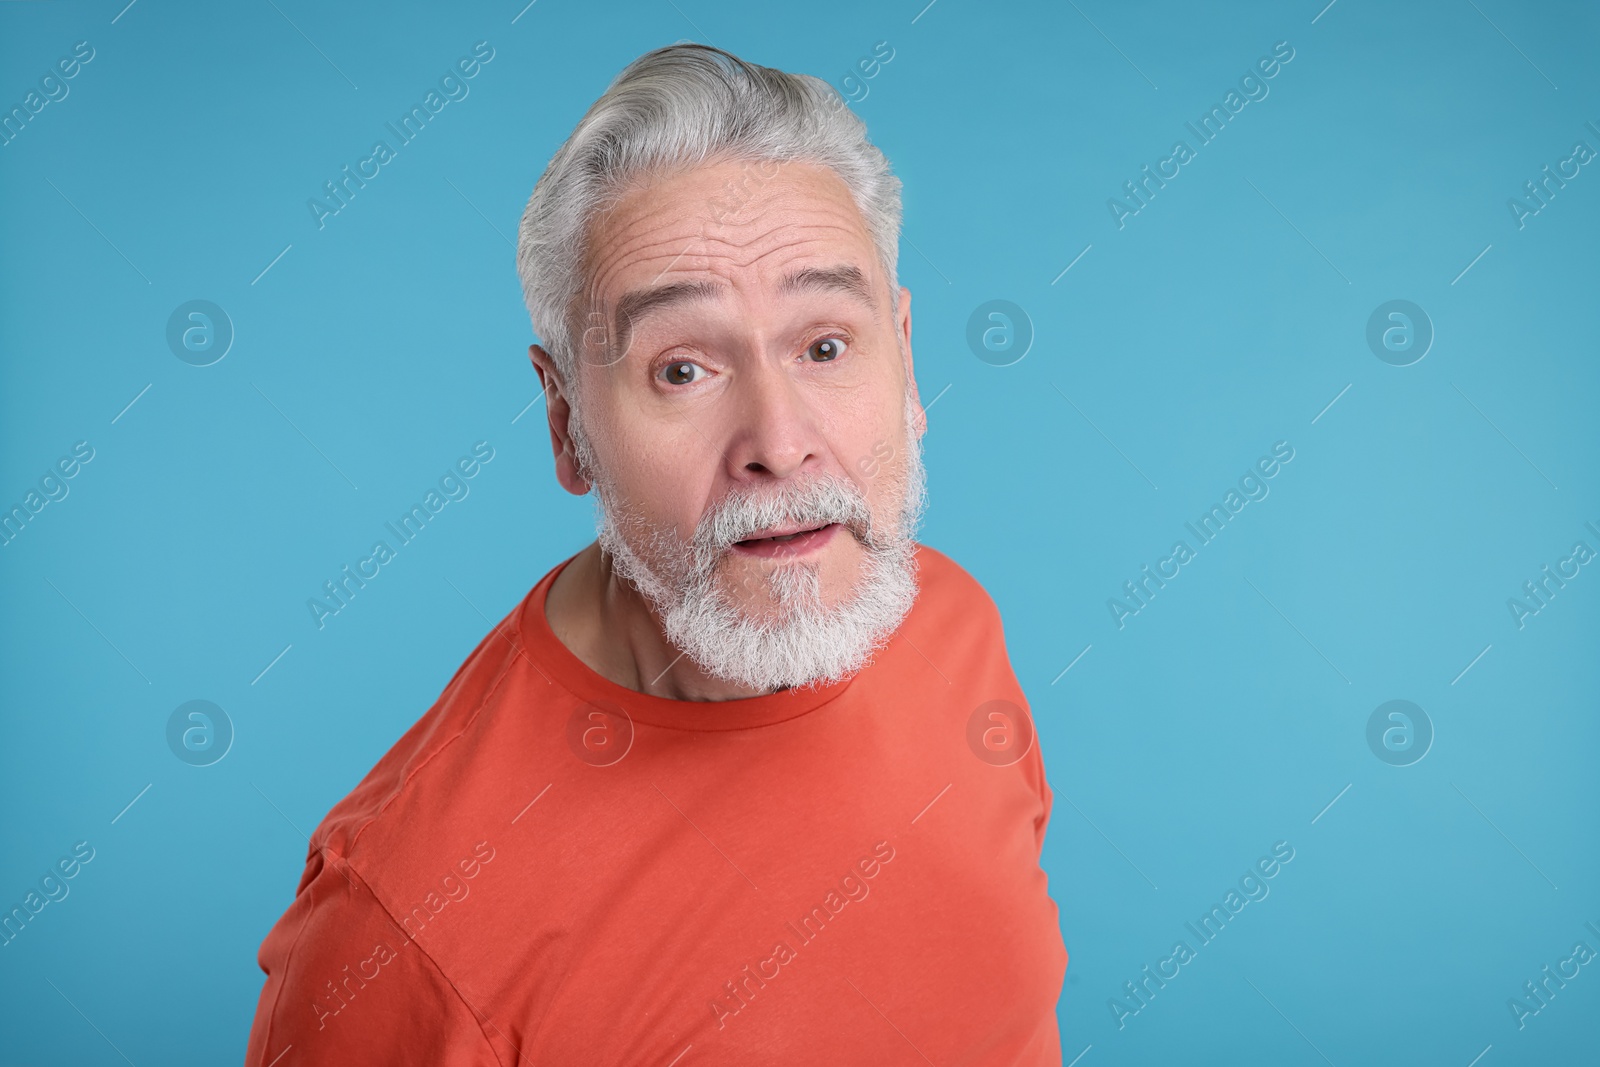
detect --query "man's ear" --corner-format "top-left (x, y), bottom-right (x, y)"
top-left (896, 286), bottom-right (926, 439)
top-left (528, 344), bottom-right (591, 496)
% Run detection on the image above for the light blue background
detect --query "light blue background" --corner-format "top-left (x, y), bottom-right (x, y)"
top-left (2, 0), bottom-right (1597, 1063)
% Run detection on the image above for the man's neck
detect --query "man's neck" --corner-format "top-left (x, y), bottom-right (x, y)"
top-left (543, 541), bottom-right (780, 702)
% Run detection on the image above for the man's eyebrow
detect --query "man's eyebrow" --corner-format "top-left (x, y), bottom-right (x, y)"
top-left (777, 265), bottom-right (876, 309)
top-left (606, 264), bottom-right (878, 356)
top-left (614, 278), bottom-right (727, 335)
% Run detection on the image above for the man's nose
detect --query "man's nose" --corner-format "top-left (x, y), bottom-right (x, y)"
top-left (723, 363), bottom-right (823, 482)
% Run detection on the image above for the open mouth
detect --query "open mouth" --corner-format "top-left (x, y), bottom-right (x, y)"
top-left (731, 522), bottom-right (841, 557)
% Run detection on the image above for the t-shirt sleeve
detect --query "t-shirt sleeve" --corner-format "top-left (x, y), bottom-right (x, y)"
top-left (244, 847), bottom-right (498, 1066)
top-left (959, 554), bottom-right (1053, 862)
top-left (1028, 728), bottom-right (1052, 860)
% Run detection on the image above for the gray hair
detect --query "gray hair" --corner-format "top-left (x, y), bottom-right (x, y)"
top-left (515, 43), bottom-right (903, 397)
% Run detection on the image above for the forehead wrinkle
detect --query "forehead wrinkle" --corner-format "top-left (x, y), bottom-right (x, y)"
top-left (649, 216), bottom-right (879, 292)
top-left (589, 157), bottom-right (866, 260)
top-left (616, 252), bottom-right (883, 364)
top-left (594, 181), bottom-right (871, 279)
top-left (584, 184), bottom-right (884, 346)
top-left (585, 220), bottom-right (711, 302)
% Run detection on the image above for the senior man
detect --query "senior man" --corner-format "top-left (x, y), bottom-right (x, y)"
top-left (246, 43), bottom-right (1067, 1065)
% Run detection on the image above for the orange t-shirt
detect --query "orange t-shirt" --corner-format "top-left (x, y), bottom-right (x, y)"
top-left (244, 543), bottom-right (1068, 1065)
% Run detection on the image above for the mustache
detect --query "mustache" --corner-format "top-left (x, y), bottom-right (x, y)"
top-left (691, 474), bottom-right (877, 553)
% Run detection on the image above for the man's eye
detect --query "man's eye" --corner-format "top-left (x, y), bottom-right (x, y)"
top-left (660, 360), bottom-right (707, 385)
top-left (805, 337), bottom-right (847, 362)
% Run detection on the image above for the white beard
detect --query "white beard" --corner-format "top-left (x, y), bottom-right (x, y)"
top-left (576, 390), bottom-right (928, 693)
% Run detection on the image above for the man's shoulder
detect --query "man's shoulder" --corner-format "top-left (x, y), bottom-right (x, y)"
top-left (912, 540), bottom-right (1005, 626)
top-left (302, 581), bottom-right (564, 885)
top-left (901, 541), bottom-right (1026, 701)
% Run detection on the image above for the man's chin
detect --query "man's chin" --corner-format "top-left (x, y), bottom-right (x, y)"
top-left (658, 540), bottom-right (917, 691)
top-left (718, 554), bottom-right (857, 623)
